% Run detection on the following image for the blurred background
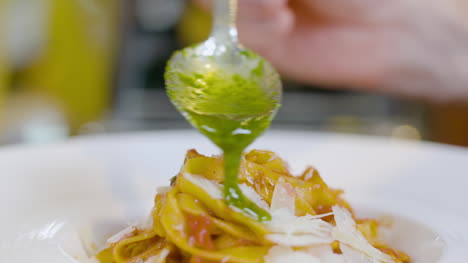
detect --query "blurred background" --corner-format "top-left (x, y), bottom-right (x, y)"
top-left (0, 0), bottom-right (467, 146)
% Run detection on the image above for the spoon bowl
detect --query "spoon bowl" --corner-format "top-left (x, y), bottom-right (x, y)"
top-left (165, 38), bottom-right (282, 131)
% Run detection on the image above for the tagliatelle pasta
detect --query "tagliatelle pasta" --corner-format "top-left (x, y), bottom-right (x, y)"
top-left (95, 149), bottom-right (410, 263)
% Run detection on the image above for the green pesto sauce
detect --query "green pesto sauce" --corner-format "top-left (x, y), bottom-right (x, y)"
top-left (166, 49), bottom-right (280, 221)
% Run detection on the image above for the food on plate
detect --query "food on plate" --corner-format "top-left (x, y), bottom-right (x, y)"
top-left (95, 149), bottom-right (410, 263)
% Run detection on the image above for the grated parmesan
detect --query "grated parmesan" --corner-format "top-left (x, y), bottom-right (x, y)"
top-left (264, 246), bottom-right (321, 263)
top-left (332, 206), bottom-right (395, 263)
top-left (239, 183), bottom-right (269, 210)
top-left (183, 173), bottom-right (223, 199)
top-left (270, 178), bottom-right (296, 213)
top-left (106, 225), bottom-right (135, 244)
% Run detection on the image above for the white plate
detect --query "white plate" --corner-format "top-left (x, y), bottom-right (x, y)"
top-left (1, 130), bottom-right (467, 262)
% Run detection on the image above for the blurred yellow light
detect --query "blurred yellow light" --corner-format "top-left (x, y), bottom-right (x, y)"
top-left (0, 0), bottom-right (9, 126)
top-left (176, 1), bottom-right (211, 46)
top-left (391, 125), bottom-right (422, 140)
top-left (326, 115), bottom-right (364, 134)
top-left (21, 0), bottom-right (119, 133)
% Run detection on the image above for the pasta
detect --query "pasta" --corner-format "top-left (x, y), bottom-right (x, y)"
top-left (95, 149), bottom-right (410, 263)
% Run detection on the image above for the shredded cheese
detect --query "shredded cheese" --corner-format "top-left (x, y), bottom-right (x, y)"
top-left (239, 184), bottom-right (269, 210)
top-left (106, 225), bottom-right (135, 244)
top-left (264, 246), bottom-right (321, 263)
top-left (270, 178), bottom-right (296, 213)
top-left (332, 206), bottom-right (395, 263)
top-left (266, 208), bottom-right (334, 246)
top-left (306, 245), bottom-right (346, 263)
top-left (183, 173), bottom-right (223, 199)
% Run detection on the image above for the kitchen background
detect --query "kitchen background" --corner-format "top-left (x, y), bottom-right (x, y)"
top-left (0, 0), bottom-right (467, 146)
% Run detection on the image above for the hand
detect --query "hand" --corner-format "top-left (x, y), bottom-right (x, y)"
top-left (196, 0), bottom-right (468, 101)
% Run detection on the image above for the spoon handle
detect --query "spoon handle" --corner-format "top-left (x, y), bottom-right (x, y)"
top-left (211, 0), bottom-right (238, 42)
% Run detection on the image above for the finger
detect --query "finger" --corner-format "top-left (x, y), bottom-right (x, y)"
top-left (239, 0), bottom-right (288, 18)
top-left (193, 0), bottom-right (286, 17)
top-left (237, 0), bottom-right (294, 55)
top-left (292, 0), bottom-right (401, 24)
top-left (264, 25), bottom-right (391, 89)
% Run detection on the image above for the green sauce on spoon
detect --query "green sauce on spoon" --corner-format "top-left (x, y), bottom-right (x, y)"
top-left (165, 0), bottom-right (282, 221)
